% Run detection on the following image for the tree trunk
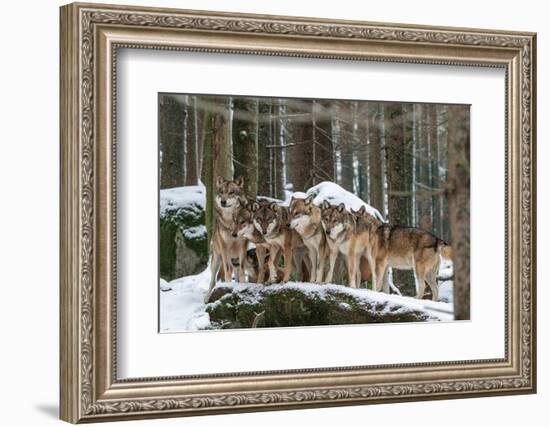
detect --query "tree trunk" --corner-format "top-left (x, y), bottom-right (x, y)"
top-left (338, 101), bottom-right (355, 193)
top-left (201, 97), bottom-right (232, 245)
top-left (159, 95), bottom-right (186, 189)
top-left (287, 98), bottom-right (313, 192)
top-left (384, 103), bottom-right (409, 225)
top-left (368, 103), bottom-right (384, 213)
top-left (314, 100), bottom-right (334, 183)
top-left (257, 101), bottom-right (272, 197)
top-left (356, 102), bottom-right (369, 203)
top-left (272, 100), bottom-right (286, 200)
top-left (184, 95), bottom-right (199, 186)
top-left (439, 106), bottom-right (450, 242)
top-left (385, 102), bottom-right (415, 295)
top-left (447, 105), bottom-right (470, 320)
top-left (402, 104), bottom-right (414, 225)
top-left (416, 104), bottom-right (432, 231)
top-left (232, 98), bottom-right (259, 197)
top-left (429, 104), bottom-right (441, 236)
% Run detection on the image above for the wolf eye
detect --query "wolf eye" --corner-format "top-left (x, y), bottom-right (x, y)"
top-left (229, 191), bottom-right (234, 195)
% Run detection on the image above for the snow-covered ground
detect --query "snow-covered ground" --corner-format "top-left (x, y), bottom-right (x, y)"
top-left (160, 268), bottom-right (212, 332)
top-left (160, 266), bottom-right (454, 333)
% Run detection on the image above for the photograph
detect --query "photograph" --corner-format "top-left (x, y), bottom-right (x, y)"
top-left (158, 94), bottom-right (470, 332)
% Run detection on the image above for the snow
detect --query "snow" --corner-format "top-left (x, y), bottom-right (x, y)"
top-left (183, 225), bottom-right (207, 240)
top-left (160, 182), bottom-right (205, 217)
top-left (160, 263), bottom-right (454, 333)
top-left (159, 268), bottom-right (211, 332)
top-left (283, 181), bottom-right (385, 221)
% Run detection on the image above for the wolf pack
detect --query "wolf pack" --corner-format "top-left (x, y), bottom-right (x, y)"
top-left (207, 176), bottom-right (453, 303)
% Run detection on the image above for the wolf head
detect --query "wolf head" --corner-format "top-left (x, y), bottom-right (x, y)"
top-left (351, 205), bottom-right (381, 231)
top-left (321, 201), bottom-right (351, 239)
top-left (215, 176), bottom-right (244, 209)
top-left (231, 199), bottom-right (258, 239)
top-left (252, 202), bottom-right (281, 237)
top-left (288, 194), bottom-right (317, 231)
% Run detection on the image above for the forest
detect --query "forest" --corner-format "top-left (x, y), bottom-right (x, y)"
top-left (159, 93), bottom-right (470, 323)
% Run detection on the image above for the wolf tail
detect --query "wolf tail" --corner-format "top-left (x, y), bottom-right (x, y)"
top-left (437, 240), bottom-right (453, 261)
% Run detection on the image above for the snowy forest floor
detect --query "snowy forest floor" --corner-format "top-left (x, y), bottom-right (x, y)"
top-left (160, 264), bottom-right (454, 333)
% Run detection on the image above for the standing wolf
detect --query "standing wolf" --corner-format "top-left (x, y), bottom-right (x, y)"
top-left (368, 222), bottom-right (452, 300)
top-left (252, 202), bottom-right (304, 283)
top-left (231, 198), bottom-right (276, 283)
top-left (206, 176), bottom-right (248, 302)
top-left (288, 194), bottom-right (327, 282)
top-left (321, 201), bottom-right (368, 288)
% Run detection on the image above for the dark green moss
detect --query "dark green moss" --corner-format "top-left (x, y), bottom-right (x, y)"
top-left (206, 285), bottom-right (433, 329)
top-left (160, 202), bottom-right (208, 281)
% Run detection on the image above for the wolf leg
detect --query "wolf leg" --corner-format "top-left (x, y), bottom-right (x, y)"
top-left (268, 247), bottom-right (279, 284)
top-left (346, 252), bottom-right (358, 288)
top-left (205, 251), bottom-right (222, 303)
top-left (282, 244), bottom-right (293, 283)
top-left (237, 246), bottom-right (246, 283)
top-left (309, 247), bottom-right (318, 282)
top-left (415, 263), bottom-right (427, 299)
top-left (382, 267), bottom-right (391, 294)
top-left (374, 261), bottom-right (388, 293)
top-left (256, 245), bottom-right (267, 284)
top-left (426, 267), bottom-right (439, 301)
top-left (325, 248), bottom-right (338, 284)
top-left (317, 243), bottom-right (327, 283)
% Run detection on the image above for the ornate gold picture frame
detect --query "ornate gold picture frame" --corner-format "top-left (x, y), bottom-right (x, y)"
top-left (60, 2), bottom-right (536, 423)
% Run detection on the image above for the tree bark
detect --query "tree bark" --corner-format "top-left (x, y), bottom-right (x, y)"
top-left (272, 100), bottom-right (285, 200)
top-left (338, 101), bottom-right (355, 193)
top-left (447, 105), bottom-right (470, 320)
top-left (429, 104), bottom-right (442, 236)
top-left (159, 95), bottom-right (186, 189)
top-left (402, 104), bottom-right (414, 225)
top-left (416, 104), bottom-right (432, 231)
top-left (384, 103), bottom-right (410, 225)
top-left (257, 101), bottom-right (272, 197)
top-left (286, 98), bottom-right (313, 192)
top-left (368, 103), bottom-right (384, 213)
top-left (232, 98), bottom-right (259, 197)
top-left (314, 100), bottom-right (335, 183)
top-left (201, 97), bottom-right (232, 245)
top-left (184, 95), bottom-right (199, 186)
top-left (356, 102), bottom-right (369, 203)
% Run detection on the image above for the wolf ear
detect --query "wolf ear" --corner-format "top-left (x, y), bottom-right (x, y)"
top-left (304, 194), bottom-right (315, 205)
top-left (337, 203), bottom-right (346, 213)
top-left (269, 202), bottom-right (279, 212)
top-left (235, 176), bottom-right (244, 188)
top-left (251, 202), bottom-right (260, 212)
top-left (357, 205), bottom-right (366, 215)
top-left (215, 176), bottom-right (225, 187)
top-left (322, 200), bottom-right (331, 210)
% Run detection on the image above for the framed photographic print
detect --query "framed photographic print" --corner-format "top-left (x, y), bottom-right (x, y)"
top-left (60, 2), bottom-right (537, 423)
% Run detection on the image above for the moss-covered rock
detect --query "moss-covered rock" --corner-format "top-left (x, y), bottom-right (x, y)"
top-left (205, 283), bottom-right (436, 329)
top-left (160, 201), bottom-right (207, 281)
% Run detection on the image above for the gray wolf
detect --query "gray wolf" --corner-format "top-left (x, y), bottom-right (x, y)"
top-left (206, 176), bottom-right (247, 302)
top-left (288, 194), bottom-right (327, 282)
